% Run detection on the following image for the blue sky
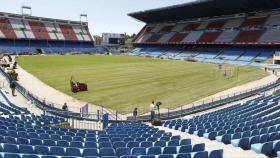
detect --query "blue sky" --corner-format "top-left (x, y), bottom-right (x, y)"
top-left (0, 0), bottom-right (193, 36)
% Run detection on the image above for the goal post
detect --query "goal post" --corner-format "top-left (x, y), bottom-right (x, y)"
top-left (214, 64), bottom-right (239, 79)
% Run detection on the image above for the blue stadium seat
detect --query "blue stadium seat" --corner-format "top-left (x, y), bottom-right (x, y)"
top-left (273, 140), bottom-right (280, 154)
top-left (268, 132), bottom-right (278, 141)
top-left (142, 134), bottom-right (150, 138)
top-left (171, 135), bottom-right (180, 140)
top-left (83, 148), bottom-right (99, 157)
top-left (0, 136), bottom-right (4, 143)
top-left (99, 142), bottom-right (112, 148)
top-left (124, 138), bottom-right (134, 143)
top-left (141, 141), bottom-right (153, 148)
top-left (139, 155), bottom-right (155, 158)
top-left (86, 133), bottom-right (96, 138)
top-left (61, 156), bottom-right (80, 158)
top-left (99, 147), bottom-right (116, 157)
top-left (193, 143), bottom-right (205, 152)
top-left (85, 141), bottom-right (97, 148)
top-left (251, 142), bottom-right (273, 156)
top-left (70, 141), bottom-right (83, 148)
top-left (19, 144), bottom-right (35, 154)
top-left (41, 156), bottom-right (57, 158)
top-left (154, 141), bottom-right (166, 147)
top-left (40, 133), bottom-right (50, 139)
top-left (86, 137), bottom-right (97, 142)
top-left (158, 154), bottom-right (174, 158)
top-left (30, 139), bottom-right (42, 146)
top-left (66, 147), bottom-right (82, 156)
top-left (3, 143), bottom-right (18, 153)
top-left (22, 155), bottom-right (40, 158)
top-left (46, 130), bottom-right (55, 135)
top-left (0, 130), bottom-right (7, 136)
top-left (99, 137), bottom-right (110, 142)
top-left (66, 132), bottom-right (75, 137)
top-left (26, 129), bottom-right (35, 133)
top-left (168, 140), bottom-right (179, 146)
top-left (18, 132), bottom-right (29, 139)
top-left (179, 145), bottom-right (192, 153)
top-left (127, 141), bottom-right (140, 148)
top-left (209, 149), bottom-right (223, 158)
top-left (3, 153), bottom-right (21, 158)
top-left (121, 156), bottom-right (137, 158)
top-left (147, 137), bottom-right (157, 142)
top-left (131, 147), bottom-right (146, 155)
top-left (111, 137), bottom-right (122, 142)
top-left (259, 134), bottom-right (269, 143)
top-left (160, 137), bottom-right (170, 141)
top-left (176, 153), bottom-right (191, 158)
top-left (29, 133), bottom-right (39, 139)
top-left (232, 133), bottom-right (241, 140)
top-left (50, 134), bottom-right (61, 141)
top-left (203, 132), bottom-right (217, 140)
top-left (56, 131), bottom-right (65, 136)
top-left (135, 138), bottom-right (146, 142)
top-left (147, 146), bottom-right (162, 155)
top-left (113, 141), bottom-right (126, 148)
top-left (76, 133), bottom-right (85, 137)
top-left (62, 135), bottom-right (72, 141)
top-left (180, 139), bottom-right (191, 146)
top-left (17, 137), bottom-right (29, 145)
top-left (43, 139), bottom-right (56, 146)
top-left (116, 147), bottom-right (131, 157)
top-left (192, 151), bottom-right (208, 158)
top-left (241, 131), bottom-right (250, 138)
top-left (216, 134), bottom-right (231, 144)
top-left (5, 136), bottom-right (16, 144)
top-left (57, 140), bottom-right (69, 147)
top-left (163, 146), bottom-right (177, 154)
top-left (50, 146), bottom-right (66, 156)
top-left (231, 137), bottom-right (249, 150)
top-left (73, 136), bottom-right (84, 142)
top-left (35, 145), bottom-right (50, 155)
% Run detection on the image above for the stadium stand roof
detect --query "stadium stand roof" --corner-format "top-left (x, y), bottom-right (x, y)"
top-left (128, 0), bottom-right (280, 23)
top-left (0, 11), bottom-right (88, 26)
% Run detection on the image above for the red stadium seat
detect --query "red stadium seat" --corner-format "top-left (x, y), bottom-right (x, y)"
top-left (234, 30), bottom-right (264, 43)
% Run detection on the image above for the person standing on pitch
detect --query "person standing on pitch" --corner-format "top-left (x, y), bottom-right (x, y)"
top-left (133, 108), bottom-right (138, 122)
top-left (62, 103), bottom-right (68, 111)
top-left (150, 101), bottom-right (155, 121)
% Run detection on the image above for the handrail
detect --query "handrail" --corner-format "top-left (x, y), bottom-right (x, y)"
top-left (128, 79), bottom-right (280, 121)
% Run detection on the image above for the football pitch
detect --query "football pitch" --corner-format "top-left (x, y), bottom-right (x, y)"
top-left (18, 55), bottom-right (268, 114)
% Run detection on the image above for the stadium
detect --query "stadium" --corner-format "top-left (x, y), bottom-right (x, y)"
top-left (0, 0), bottom-right (280, 158)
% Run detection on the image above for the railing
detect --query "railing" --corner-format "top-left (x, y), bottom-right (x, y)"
top-left (128, 79), bottom-right (280, 121)
top-left (43, 109), bottom-right (103, 130)
top-left (0, 89), bottom-right (29, 114)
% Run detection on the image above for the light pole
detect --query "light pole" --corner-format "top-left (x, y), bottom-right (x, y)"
top-left (21, 6), bottom-right (32, 16)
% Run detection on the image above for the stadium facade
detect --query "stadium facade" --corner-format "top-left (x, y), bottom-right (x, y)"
top-left (0, 12), bottom-right (96, 54)
top-left (129, 0), bottom-right (280, 67)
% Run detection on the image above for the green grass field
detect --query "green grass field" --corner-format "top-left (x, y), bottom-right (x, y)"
top-left (18, 55), bottom-right (268, 114)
